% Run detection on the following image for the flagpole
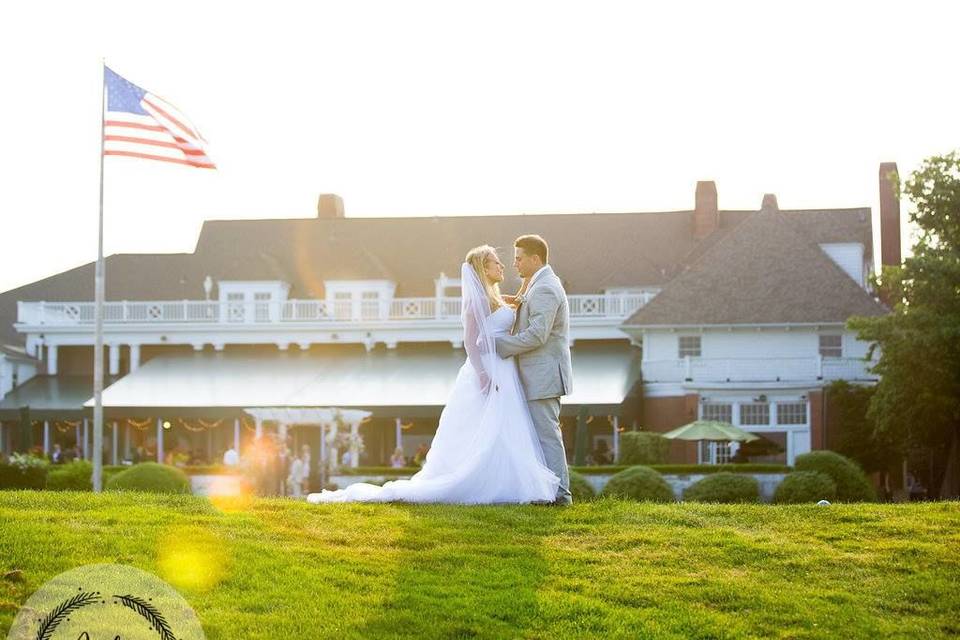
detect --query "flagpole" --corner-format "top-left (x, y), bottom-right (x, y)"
top-left (92, 60), bottom-right (106, 492)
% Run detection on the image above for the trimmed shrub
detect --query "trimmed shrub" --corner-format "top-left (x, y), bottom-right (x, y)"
top-left (601, 465), bottom-right (675, 502)
top-left (105, 463), bottom-right (191, 494)
top-left (773, 471), bottom-right (837, 504)
top-left (683, 472), bottom-right (760, 503)
top-left (0, 454), bottom-right (48, 489)
top-left (618, 432), bottom-right (671, 465)
top-left (568, 471), bottom-right (596, 502)
top-left (47, 460), bottom-right (94, 491)
top-left (794, 451), bottom-right (875, 502)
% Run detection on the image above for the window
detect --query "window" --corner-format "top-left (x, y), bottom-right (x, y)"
top-left (777, 402), bottom-right (807, 425)
top-left (740, 403), bottom-right (770, 426)
top-left (702, 402), bottom-right (732, 423)
top-left (254, 292), bottom-right (272, 322)
top-left (699, 441), bottom-right (733, 464)
top-left (226, 292), bottom-right (245, 322)
top-left (738, 432), bottom-right (787, 465)
top-left (819, 335), bottom-right (842, 358)
top-left (678, 336), bottom-right (701, 358)
top-left (361, 290), bottom-right (380, 320)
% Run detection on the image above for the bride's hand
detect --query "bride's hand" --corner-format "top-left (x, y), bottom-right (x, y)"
top-left (502, 294), bottom-right (518, 305)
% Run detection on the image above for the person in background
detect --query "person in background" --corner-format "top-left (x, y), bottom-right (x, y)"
top-left (413, 443), bottom-right (429, 467)
top-left (287, 452), bottom-right (306, 498)
top-left (390, 447), bottom-right (406, 468)
top-left (50, 444), bottom-right (64, 464)
top-left (222, 446), bottom-right (239, 467)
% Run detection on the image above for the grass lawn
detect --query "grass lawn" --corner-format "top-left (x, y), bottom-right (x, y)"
top-left (0, 492), bottom-right (958, 639)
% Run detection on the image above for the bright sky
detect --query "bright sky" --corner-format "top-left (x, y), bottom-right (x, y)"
top-left (2, 1), bottom-right (957, 294)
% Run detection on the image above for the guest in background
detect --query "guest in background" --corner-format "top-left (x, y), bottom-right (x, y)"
top-left (50, 444), bottom-right (64, 464)
top-left (222, 446), bottom-right (239, 467)
top-left (300, 444), bottom-right (312, 494)
top-left (288, 452), bottom-right (306, 498)
top-left (390, 447), bottom-right (406, 468)
top-left (413, 443), bottom-right (429, 467)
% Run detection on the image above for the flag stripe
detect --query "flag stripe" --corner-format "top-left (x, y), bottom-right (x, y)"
top-left (104, 119), bottom-right (166, 132)
top-left (104, 135), bottom-right (210, 156)
top-left (142, 98), bottom-right (199, 141)
top-left (104, 150), bottom-right (215, 168)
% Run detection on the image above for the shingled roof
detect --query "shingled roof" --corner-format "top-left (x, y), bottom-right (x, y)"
top-left (0, 201), bottom-right (877, 345)
top-left (622, 209), bottom-right (887, 327)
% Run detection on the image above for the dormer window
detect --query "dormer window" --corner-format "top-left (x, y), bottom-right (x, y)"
top-left (325, 280), bottom-right (396, 321)
top-left (218, 281), bottom-right (290, 323)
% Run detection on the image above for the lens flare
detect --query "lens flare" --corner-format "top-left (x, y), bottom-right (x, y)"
top-left (156, 525), bottom-right (229, 592)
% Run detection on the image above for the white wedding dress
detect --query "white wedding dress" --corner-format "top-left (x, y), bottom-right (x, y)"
top-left (307, 265), bottom-right (560, 505)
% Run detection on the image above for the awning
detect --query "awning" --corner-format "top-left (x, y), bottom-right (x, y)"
top-left (88, 343), bottom-right (641, 417)
top-left (0, 375), bottom-right (117, 419)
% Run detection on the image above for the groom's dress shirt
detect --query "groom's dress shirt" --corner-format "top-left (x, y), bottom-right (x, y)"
top-left (511, 265), bottom-right (549, 335)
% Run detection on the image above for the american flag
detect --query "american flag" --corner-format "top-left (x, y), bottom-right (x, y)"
top-left (103, 67), bottom-right (216, 169)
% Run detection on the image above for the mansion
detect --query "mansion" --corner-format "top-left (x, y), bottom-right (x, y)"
top-left (0, 165), bottom-right (900, 468)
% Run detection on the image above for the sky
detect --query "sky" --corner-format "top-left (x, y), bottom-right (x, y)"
top-left (1, 1), bottom-right (958, 294)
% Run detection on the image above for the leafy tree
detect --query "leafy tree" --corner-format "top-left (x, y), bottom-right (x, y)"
top-left (848, 152), bottom-right (960, 498)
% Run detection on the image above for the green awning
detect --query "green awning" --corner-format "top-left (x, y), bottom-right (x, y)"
top-left (86, 343), bottom-right (641, 418)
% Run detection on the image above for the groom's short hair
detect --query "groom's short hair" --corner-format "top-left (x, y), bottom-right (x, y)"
top-left (515, 235), bottom-right (549, 264)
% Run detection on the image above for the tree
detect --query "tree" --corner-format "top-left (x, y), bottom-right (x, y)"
top-left (825, 380), bottom-right (899, 476)
top-left (848, 151), bottom-right (960, 498)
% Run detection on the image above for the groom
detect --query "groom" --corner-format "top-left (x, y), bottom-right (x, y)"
top-left (495, 234), bottom-right (574, 505)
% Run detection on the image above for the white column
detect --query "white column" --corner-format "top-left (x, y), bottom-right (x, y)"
top-left (123, 422), bottom-right (131, 460)
top-left (349, 421), bottom-right (360, 468)
top-left (319, 421), bottom-right (328, 474)
top-left (43, 421), bottom-right (50, 456)
top-left (108, 345), bottom-right (120, 376)
top-left (255, 417), bottom-right (263, 440)
top-left (129, 344), bottom-right (141, 372)
top-left (329, 420), bottom-right (339, 470)
top-left (47, 345), bottom-right (58, 375)
top-left (395, 417), bottom-right (402, 451)
top-left (612, 416), bottom-right (620, 463)
top-left (156, 418), bottom-right (164, 463)
top-left (75, 423), bottom-right (81, 453)
top-left (111, 421), bottom-right (118, 465)
top-left (82, 418), bottom-right (89, 460)
top-left (233, 418), bottom-right (241, 457)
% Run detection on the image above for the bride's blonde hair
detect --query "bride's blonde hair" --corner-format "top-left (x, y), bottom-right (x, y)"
top-left (465, 245), bottom-right (506, 312)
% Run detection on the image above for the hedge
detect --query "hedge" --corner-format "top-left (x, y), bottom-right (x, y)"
top-left (773, 471), bottom-right (838, 504)
top-left (601, 466), bottom-right (675, 502)
top-left (618, 432), bottom-right (671, 465)
top-left (568, 471), bottom-right (596, 502)
top-left (105, 462), bottom-right (191, 494)
top-left (683, 472), bottom-right (760, 503)
top-left (794, 451), bottom-right (875, 502)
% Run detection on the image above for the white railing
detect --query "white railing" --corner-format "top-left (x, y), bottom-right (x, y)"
top-left (642, 356), bottom-right (879, 383)
top-left (17, 293), bottom-right (650, 327)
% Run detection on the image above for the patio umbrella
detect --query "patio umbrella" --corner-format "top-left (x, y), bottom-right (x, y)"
top-left (660, 420), bottom-right (759, 443)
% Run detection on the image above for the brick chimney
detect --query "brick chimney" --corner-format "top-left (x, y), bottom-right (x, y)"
top-left (693, 181), bottom-right (718, 240)
top-left (878, 163), bottom-right (901, 267)
top-left (760, 193), bottom-right (779, 213)
top-left (317, 194), bottom-right (345, 218)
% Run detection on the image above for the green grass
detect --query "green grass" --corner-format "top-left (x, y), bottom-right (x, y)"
top-left (0, 493), bottom-right (958, 639)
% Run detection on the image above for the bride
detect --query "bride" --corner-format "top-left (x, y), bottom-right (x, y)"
top-left (307, 245), bottom-right (560, 504)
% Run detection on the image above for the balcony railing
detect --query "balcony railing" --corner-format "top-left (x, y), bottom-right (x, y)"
top-left (642, 356), bottom-right (878, 383)
top-left (17, 293), bottom-right (651, 327)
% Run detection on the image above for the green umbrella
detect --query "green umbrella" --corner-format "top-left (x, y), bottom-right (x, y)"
top-left (661, 420), bottom-right (759, 443)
